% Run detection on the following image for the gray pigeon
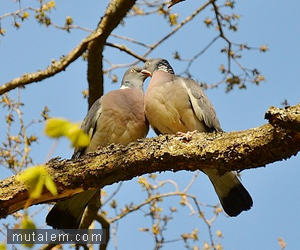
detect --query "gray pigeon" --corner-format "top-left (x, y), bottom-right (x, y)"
top-left (142, 58), bottom-right (253, 216)
top-left (46, 66), bottom-right (149, 229)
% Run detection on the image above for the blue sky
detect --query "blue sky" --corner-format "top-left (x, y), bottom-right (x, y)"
top-left (1, 0), bottom-right (300, 249)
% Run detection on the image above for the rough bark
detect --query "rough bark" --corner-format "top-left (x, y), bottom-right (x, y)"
top-left (0, 103), bottom-right (299, 219)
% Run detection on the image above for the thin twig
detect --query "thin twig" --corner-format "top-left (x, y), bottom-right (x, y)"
top-left (108, 191), bottom-right (210, 223)
top-left (104, 0), bottom-right (213, 73)
top-left (110, 33), bottom-right (151, 48)
top-left (143, 0), bottom-right (214, 58)
top-left (182, 35), bottom-right (220, 75)
top-left (102, 182), bottom-right (123, 206)
top-left (106, 42), bottom-right (146, 61)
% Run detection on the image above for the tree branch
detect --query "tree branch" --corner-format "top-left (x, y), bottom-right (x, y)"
top-left (86, 0), bottom-right (137, 108)
top-left (103, 0), bottom-right (213, 74)
top-left (265, 104), bottom-right (300, 132)
top-left (144, 0), bottom-right (213, 58)
top-left (0, 103), bottom-right (300, 219)
top-left (0, 43), bottom-right (87, 95)
top-left (106, 42), bottom-right (147, 62)
top-left (0, 0), bottom-right (137, 97)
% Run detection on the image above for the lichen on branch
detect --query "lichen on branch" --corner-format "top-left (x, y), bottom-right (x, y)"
top-left (0, 103), bottom-right (299, 219)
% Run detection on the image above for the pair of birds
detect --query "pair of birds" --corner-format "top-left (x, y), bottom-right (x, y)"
top-left (46, 58), bottom-right (253, 230)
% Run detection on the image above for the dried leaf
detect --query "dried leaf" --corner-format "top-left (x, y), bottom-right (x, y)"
top-left (169, 0), bottom-right (186, 8)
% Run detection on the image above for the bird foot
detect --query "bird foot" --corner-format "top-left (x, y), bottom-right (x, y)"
top-left (176, 130), bottom-right (198, 141)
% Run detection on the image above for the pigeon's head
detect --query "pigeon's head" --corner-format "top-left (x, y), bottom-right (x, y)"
top-left (121, 66), bottom-right (149, 91)
top-left (142, 58), bottom-right (174, 77)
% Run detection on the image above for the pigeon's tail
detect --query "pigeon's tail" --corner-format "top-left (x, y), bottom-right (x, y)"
top-left (204, 169), bottom-right (253, 216)
top-left (46, 189), bottom-right (99, 229)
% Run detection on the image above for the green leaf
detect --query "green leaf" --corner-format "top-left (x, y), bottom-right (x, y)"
top-left (16, 165), bottom-right (57, 199)
top-left (44, 117), bottom-right (90, 148)
top-left (44, 174), bottom-right (57, 196)
top-left (21, 214), bottom-right (36, 230)
top-left (0, 243), bottom-right (6, 250)
top-left (44, 118), bottom-right (70, 138)
top-left (21, 214), bottom-right (36, 248)
top-left (66, 124), bottom-right (90, 148)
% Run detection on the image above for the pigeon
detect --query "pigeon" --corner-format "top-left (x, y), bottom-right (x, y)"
top-left (46, 66), bottom-right (149, 229)
top-left (142, 58), bottom-right (253, 216)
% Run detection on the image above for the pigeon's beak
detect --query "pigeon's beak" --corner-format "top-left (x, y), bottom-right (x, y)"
top-left (141, 69), bottom-right (152, 77)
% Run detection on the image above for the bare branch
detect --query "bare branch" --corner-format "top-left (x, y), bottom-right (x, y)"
top-left (0, 42), bottom-right (86, 95)
top-left (109, 191), bottom-right (198, 223)
top-left (86, 0), bottom-right (138, 108)
top-left (106, 42), bottom-right (146, 61)
top-left (0, 0), bottom-right (138, 98)
top-left (103, 0), bottom-right (213, 73)
top-left (182, 35), bottom-right (220, 76)
top-left (183, 171), bottom-right (199, 193)
top-left (211, 1), bottom-right (232, 75)
top-left (110, 33), bottom-right (151, 48)
top-left (143, 0), bottom-right (213, 58)
top-left (97, 214), bottom-right (110, 250)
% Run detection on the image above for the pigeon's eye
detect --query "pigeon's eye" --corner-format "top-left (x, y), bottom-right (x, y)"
top-left (131, 69), bottom-right (136, 73)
